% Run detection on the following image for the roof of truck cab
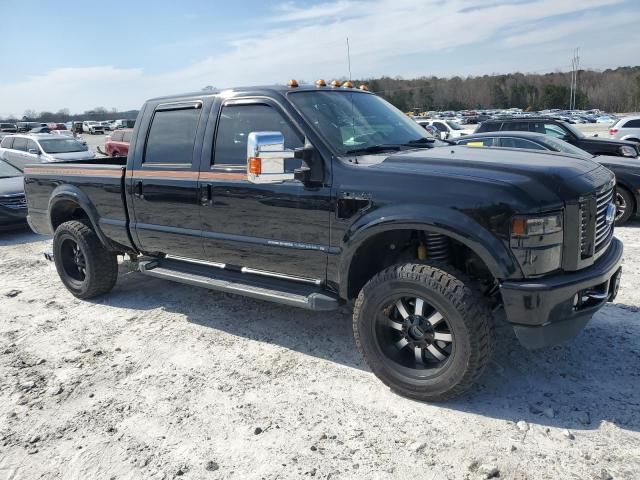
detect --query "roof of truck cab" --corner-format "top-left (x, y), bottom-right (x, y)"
top-left (145, 84), bottom-right (373, 102)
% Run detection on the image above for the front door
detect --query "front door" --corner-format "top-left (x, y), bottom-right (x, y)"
top-left (129, 101), bottom-right (206, 258)
top-left (199, 100), bottom-right (331, 281)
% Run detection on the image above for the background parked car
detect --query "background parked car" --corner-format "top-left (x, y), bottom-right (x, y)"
top-left (16, 122), bottom-right (41, 133)
top-left (50, 129), bottom-right (88, 145)
top-left (609, 115), bottom-right (640, 144)
top-left (415, 118), bottom-right (474, 139)
top-left (0, 134), bottom-right (95, 171)
top-left (99, 121), bottom-right (112, 131)
top-left (82, 121), bottom-right (105, 135)
top-left (455, 131), bottom-right (640, 225)
top-left (0, 123), bottom-right (17, 133)
top-left (29, 126), bottom-right (51, 134)
top-left (475, 116), bottom-right (640, 158)
top-left (112, 119), bottom-right (135, 129)
top-left (0, 159), bottom-right (27, 230)
top-left (105, 129), bottom-right (132, 157)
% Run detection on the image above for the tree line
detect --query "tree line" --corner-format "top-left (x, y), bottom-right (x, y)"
top-left (362, 66), bottom-right (640, 113)
top-left (1, 107), bottom-right (138, 123)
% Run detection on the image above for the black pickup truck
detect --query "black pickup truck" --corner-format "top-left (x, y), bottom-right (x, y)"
top-left (24, 82), bottom-right (623, 401)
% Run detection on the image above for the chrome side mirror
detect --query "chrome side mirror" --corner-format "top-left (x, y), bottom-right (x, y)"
top-left (247, 132), bottom-right (295, 184)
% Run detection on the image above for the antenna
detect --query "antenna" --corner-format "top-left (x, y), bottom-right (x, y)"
top-left (346, 37), bottom-right (352, 81)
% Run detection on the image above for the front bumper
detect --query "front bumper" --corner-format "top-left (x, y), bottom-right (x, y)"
top-left (501, 237), bottom-right (623, 349)
top-left (0, 207), bottom-right (28, 231)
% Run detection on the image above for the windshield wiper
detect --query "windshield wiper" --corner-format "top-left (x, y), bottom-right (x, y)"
top-left (344, 144), bottom-right (403, 155)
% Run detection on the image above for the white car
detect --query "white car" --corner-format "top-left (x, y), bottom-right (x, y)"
top-left (82, 121), bottom-right (105, 135)
top-left (0, 134), bottom-right (95, 171)
top-left (50, 129), bottom-right (88, 146)
top-left (595, 116), bottom-right (616, 124)
top-left (416, 119), bottom-right (474, 139)
top-left (609, 115), bottom-right (640, 144)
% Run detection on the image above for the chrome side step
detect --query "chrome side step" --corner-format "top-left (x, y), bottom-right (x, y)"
top-left (138, 257), bottom-right (339, 311)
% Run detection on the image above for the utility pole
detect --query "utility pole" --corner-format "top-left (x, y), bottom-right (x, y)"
top-left (569, 47), bottom-right (580, 111)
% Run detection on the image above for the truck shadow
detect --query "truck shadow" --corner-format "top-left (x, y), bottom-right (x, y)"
top-left (0, 227), bottom-right (48, 246)
top-left (98, 267), bottom-right (640, 433)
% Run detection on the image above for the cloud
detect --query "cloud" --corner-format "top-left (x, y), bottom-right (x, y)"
top-left (0, 0), bottom-right (636, 116)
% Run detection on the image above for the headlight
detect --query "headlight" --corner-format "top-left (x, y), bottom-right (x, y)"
top-left (619, 145), bottom-right (637, 157)
top-left (510, 212), bottom-right (563, 277)
top-left (511, 213), bottom-right (563, 237)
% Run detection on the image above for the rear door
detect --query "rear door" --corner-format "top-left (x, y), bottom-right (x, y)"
top-left (128, 100), bottom-right (206, 258)
top-left (4, 137), bottom-right (29, 171)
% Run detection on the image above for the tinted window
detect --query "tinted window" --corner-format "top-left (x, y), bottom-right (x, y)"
top-left (501, 122), bottom-right (529, 132)
top-left (0, 137), bottom-right (13, 149)
top-left (543, 123), bottom-right (567, 138)
top-left (122, 131), bottom-right (132, 142)
top-left (499, 137), bottom-right (547, 150)
top-left (458, 138), bottom-right (494, 147)
top-left (432, 122), bottom-right (448, 132)
top-left (214, 104), bottom-right (303, 167)
top-left (622, 119), bottom-right (640, 128)
top-left (26, 139), bottom-right (39, 153)
top-left (12, 137), bottom-right (27, 151)
top-left (144, 107), bottom-right (201, 164)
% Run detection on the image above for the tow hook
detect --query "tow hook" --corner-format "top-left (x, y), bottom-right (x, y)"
top-left (44, 252), bottom-right (54, 262)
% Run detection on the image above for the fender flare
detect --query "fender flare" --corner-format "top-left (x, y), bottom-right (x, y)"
top-left (47, 184), bottom-right (113, 249)
top-left (337, 204), bottom-right (521, 298)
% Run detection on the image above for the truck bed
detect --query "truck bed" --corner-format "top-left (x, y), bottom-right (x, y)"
top-left (23, 156), bottom-right (134, 252)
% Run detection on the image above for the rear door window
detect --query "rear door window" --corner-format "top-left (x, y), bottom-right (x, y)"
top-left (543, 123), bottom-right (567, 138)
top-left (111, 131), bottom-right (123, 142)
top-left (123, 131), bottom-right (132, 142)
top-left (498, 137), bottom-right (547, 150)
top-left (501, 122), bottom-right (529, 132)
top-left (458, 138), bottom-right (494, 147)
top-left (622, 119), bottom-right (640, 128)
top-left (144, 106), bottom-right (202, 165)
top-left (12, 137), bottom-right (27, 151)
top-left (0, 137), bottom-right (13, 149)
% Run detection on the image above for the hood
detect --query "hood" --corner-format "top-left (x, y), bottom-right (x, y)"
top-left (582, 135), bottom-right (639, 148)
top-left (367, 146), bottom-right (611, 202)
top-left (44, 151), bottom-right (96, 161)
top-left (0, 176), bottom-right (24, 196)
top-left (595, 154), bottom-right (640, 169)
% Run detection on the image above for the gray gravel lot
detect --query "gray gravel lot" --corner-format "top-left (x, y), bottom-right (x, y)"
top-left (0, 222), bottom-right (639, 480)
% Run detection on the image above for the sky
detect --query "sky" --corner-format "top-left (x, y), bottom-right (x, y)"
top-left (0, 0), bottom-right (639, 117)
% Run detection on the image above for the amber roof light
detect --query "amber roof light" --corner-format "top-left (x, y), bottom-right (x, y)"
top-left (358, 84), bottom-right (369, 91)
top-left (342, 81), bottom-right (353, 88)
top-left (315, 79), bottom-right (327, 87)
top-left (330, 80), bottom-right (341, 88)
top-left (287, 79), bottom-right (299, 88)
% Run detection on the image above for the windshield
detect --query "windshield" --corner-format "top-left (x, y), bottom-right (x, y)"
top-left (561, 121), bottom-right (585, 139)
top-left (0, 160), bottom-right (21, 177)
top-left (543, 136), bottom-right (591, 158)
top-left (288, 91), bottom-right (443, 155)
top-left (38, 138), bottom-right (87, 154)
top-left (446, 120), bottom-right (462, 130)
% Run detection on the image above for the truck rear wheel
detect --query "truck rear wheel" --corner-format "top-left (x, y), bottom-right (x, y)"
top-left (353, 263), bottom-right (494, 401)
top-left (53, 220), bottom-right (118, 299)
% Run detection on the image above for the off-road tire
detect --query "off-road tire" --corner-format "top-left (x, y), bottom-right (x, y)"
top-left (353, 263), bottom-right (495, 401)
top-left (53, 220), bottom-right (118, 299)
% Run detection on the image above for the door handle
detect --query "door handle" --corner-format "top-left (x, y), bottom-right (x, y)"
top-left (135, 181), bottom-right (143, 198)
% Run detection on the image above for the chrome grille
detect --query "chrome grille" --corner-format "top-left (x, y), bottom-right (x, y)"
top-left (0, 193), bottom-right (27, 210)
top-left (594, 187), bottom-right (614, 253)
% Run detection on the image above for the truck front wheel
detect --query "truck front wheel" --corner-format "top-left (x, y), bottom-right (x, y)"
top-left (353, 263), bottom-right (495, 401)
top-left (53, 220), bottom-right (118, 299)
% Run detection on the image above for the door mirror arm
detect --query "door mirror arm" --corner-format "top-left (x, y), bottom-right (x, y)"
top-left (293, 145), bottom-right (323, 184)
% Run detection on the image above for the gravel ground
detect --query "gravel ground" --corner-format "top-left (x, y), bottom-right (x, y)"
top-left (0, 222), bottom-right (639, 480)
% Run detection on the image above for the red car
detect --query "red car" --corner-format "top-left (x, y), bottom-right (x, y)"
top-left (105, 129), bottom-right (132, 156)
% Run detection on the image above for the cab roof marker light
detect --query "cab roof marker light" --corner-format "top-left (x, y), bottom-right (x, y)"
top-left (330, 80), bottom-right (341, 88)
top-left (315, 79), bottom-right (327, 87)
top-left (287, 79), bottom-right (299, 88)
